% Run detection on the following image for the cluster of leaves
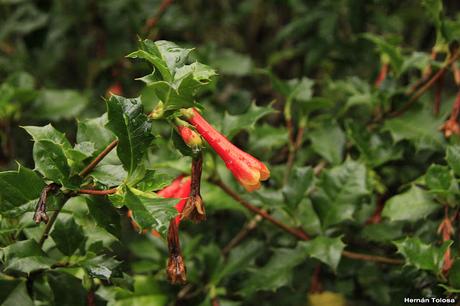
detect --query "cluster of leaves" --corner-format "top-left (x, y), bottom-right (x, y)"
top-left (1, 0), bottom-right (460, 305)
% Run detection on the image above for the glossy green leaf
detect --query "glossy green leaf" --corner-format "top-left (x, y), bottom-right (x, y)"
top-left (77, 114), bottom-right (115, 152)
top-left (446, 145), bottom-right (460, 176)
top-left (394, 237), bottom-right (451, 273)
top-left (382, 186), bottom-right (439, 222)
top-left (282, 167), bottom-right (314, 207)
top-left (123, 188), bottom-right (177, 236)
top-left (0, 164), bottom-right (44, 216)
top-left (3, 240), bottom-right (56, 274)
top-left (32, 89), bottom-right (88, 120)
top-left (86, 197), bottom-right (122, 239)
top-left (106, 95), bottom-right (154, 174)
top-left (33, 140), bottom-right (70, 185)
top-left (300, 236), bottom-right (345, 272)
top-left (50, 216), bottom-right (86, 256)
top-left (383, 107), bottom-right (445, 151)
top-left (222, 102), bottom-right (276, 138)
top-left (313, 159), bottom-right (370, 228)
top-left (309, 120), bottom-right (345, 165)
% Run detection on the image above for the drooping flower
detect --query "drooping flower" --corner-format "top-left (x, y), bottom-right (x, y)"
top-left (182, 108), bottom-right (270, 192)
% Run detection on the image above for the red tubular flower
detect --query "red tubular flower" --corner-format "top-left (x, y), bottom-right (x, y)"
top-left (182, 108), bottom-right (270, 192)
top-left (157, 175), bottom-right (192, 225)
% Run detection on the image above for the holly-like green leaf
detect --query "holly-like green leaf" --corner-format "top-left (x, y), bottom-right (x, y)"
top-left (48, 272), bottom-right (87, 306)
top-left (446, 145), bottom-right (460, 176)
top-left (383, 106), bottom-right (445, 151)
top-left (123, 188), bottom-right (177, 236)
top-left (3, 240), bottom-right (56, 274)
top-left (394, 237), bottom-right (451, 273)
top-left (24, 124), bottom-right (90, 182)
top-left (0, 164), bottom-right (44, 216)
top-left (106, 95), bottom-right (154, 174)
top-left (382, 185), bottom-right (439, 222)
top-left (312, 159), bottom-right (370, 228)
top-left (425, 164), bottom-right (457, 195)
top-left (222, 102), bottom-right (276, 139)
top-left (33, 140), bottom-right (70, 185)
top-left (210, 49), bottom-right (253, 76)
top-left (214, 241), bottom-right (263, 285)
top-left (300, 236), bottom-right (345, 272)
top-left (128, 39), bottom-right (193, 81)
top-left (0, 280), bottom-right (34, 306)
top-left (309, 120), bottom-right (345, 165)
top-left (79, 254), bottom-right (121, 280)
top-left (86, 197), bottom-right (121, 239)
top-left (241, 246), bottom-right (307, 296)
top-left (346, 121), bottom-right (403, 167)
top-left (77, 114), bottom-right (115, 152)
top-left (282, 167), bottom-right (314, 208)
top-left (31, 89), bottom-right (88, 121)
top-left (50, 216), bottom-right (86, 256)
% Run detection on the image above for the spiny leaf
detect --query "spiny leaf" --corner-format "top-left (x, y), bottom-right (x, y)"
top-left (222, 102), bottom-right (276, 139)
top-left (106, 95), bottom-right (154, 175)
top-left (312, 159), bottom-right (370, 228)
top-left (394, 237), bottom-right (451, 273)
top-left (382, 185), bottom-right (439, 222)
top-left (300, 236), bottom-right (345, 272)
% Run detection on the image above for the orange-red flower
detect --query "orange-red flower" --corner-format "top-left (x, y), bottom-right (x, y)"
top-left (183, 108), bottom-right (270, 192)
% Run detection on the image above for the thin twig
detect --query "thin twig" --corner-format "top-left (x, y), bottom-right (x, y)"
top-left (222, 215), bottom-right (262, 255)
top-left (38, 195), bottom-right (70, 248)
top-left (79, 140), bottom-right (118, 177)
top-left (213, 179), bottom-right (309, 240)
top-left (390, 50), bottom-right (460, 117)
top-left (213, 179), bottom-right (404, 265)
top-left (285, 125), bottom-right (305, 183)
top-left (77, 188), bottom-right (118, 195)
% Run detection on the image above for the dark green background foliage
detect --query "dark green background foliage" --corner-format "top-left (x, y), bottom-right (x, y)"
top-left (1, 0), bottom-right (460, 305)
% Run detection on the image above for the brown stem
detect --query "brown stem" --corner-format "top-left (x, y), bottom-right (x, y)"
top-left (222, 215), bottom-right (262, 255)
top-left (79, 140), bottom-right (118, 177)
top-left (213, 179), bottom-right (404, 265)
top-left (284, 125), bottom-right (305, 184)
top-left (213, 179), bottom-right (309, 240)
top-left (390, 50), bottom-right (459, 117)
top-left (77, 188), bottom-right (118, 195)
top-left (434, 73), bottom-right (444, 116)
top-left (38, 195), bottom-right (70, 248)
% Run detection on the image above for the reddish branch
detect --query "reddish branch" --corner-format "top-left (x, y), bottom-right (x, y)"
top-left (143, 0), bottom-right (173, 37)
top-left (434, 73), bottom-right (444, 116)
top-left (214, 179), bottom-right (404, 265)
top-left (77, 188), bottom-right (118, 195)
top-left (79, 139), bottom-right (118, 177)
top-left (390, 50), bottom-right (460, 117)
